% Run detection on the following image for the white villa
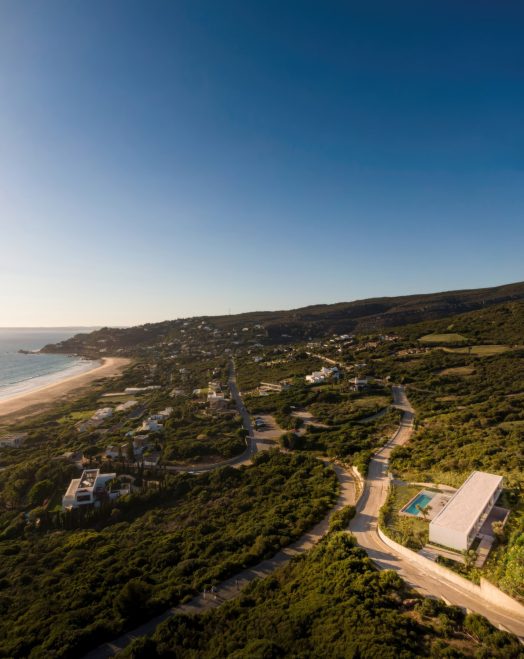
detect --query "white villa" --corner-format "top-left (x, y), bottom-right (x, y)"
top-left (429, 471), bottom-right (503, 551)
top-left (208, 390), bottom-right (229, 410)
top-left (350, 377), bottom-right (368, 390)
top-left (116, 400), bottom-right (138, 412)
top-left (124, 386), bottom-right (161, 394)
top-left (62, 469), bottom-right (119, 509)
top-left (149, 407), bottom-right (173, 421)
top-left (305, 366), bottom-right (339, 384)
top-left (139, 419), bottom-right (163, 433)
top-left (91, 407), bottom-right (113, 423)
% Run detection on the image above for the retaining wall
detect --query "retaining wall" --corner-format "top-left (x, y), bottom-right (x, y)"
top-left (377, 526), bottom-right (524, 618)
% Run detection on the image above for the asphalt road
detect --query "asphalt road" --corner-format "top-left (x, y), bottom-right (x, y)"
top-left (350, 386), bottom-right (524, 640)
top-left (165, 360), bottom-right (256, 473)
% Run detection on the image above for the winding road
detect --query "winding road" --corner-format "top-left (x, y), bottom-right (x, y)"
top-left (85, 381), bottom-right (524, 657)
top-left (350, 385), bottom-right (524, 640)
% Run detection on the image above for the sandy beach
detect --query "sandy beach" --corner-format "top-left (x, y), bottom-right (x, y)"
top-left (0, 357), bottom-right (131, 422)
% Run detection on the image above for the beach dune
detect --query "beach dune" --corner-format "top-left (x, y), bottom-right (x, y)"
top-left (0, 357), bottom-right (131, 421)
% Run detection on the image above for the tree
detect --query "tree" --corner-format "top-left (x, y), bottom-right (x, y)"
top-left (126, 442), bottom-right (136, 463)
top-left (28, 479), bottom-right (54, 506)
top-left (114, 579), bottom-right (153, 625)
top-left (462, 548), bottom-right (478, 569)
top-left (491, 521), bottom-right (506, 544)
top-left (416, 503), bottom-right (432, 522)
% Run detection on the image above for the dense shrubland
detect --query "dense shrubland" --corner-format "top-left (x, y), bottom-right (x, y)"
top-left (122, 532), bottom-right (523, 658)
top-left (0, 451), bottom-right (337, 658)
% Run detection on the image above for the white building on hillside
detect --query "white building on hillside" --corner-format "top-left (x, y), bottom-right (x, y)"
top-left (429, 471), bottom-right (503, 551)
top-left (140, 419), bottom-right (163, 433)
top-left (350, 377), bottom-right (368, 391)
top-left (62, 469), bottom-right (117, 509)
top-left (91, 407), bottom-right (113, 424)
top-left (305, 366), bottom-right (339, 384)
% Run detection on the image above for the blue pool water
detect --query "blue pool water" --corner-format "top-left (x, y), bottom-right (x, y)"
top-left (404, 493), bottom-right (434, 516)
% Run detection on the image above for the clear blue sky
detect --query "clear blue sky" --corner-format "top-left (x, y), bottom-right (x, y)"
top-left (1, 1), bottom-right (523, 326)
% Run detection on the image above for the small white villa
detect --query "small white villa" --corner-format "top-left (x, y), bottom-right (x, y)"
top-left (62, 469), bottom-right (119, 509)
top-left (305, 366), bottom-right (339, 384)
top-left (350, 377), bottom-right (368, 391)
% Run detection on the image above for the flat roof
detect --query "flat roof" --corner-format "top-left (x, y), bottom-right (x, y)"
top-left (65, 478), bottom-right (81, 498)
top-left (430, 471), bottom-right (503, 536)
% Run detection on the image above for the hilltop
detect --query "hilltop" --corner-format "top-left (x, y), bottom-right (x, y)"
top-left (41, 281), bottom-right (524, 356)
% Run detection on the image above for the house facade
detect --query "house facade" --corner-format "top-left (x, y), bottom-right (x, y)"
top-left (429, 471), bottom-right (503, 551)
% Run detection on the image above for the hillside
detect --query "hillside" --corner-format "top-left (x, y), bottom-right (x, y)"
top-left (40, 281), bottom-right (524, 356)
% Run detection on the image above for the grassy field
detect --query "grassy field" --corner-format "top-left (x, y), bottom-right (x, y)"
top-left (380, 483), bottom-right (430, 550)
top-left (351, 394), bottom-right (391, 409)
top-left (442, 344), bottom-right (514, 356)
top-left (418, 333), bottom-right (468, 344)
top-left (439, 366), bottom-right (475, 377)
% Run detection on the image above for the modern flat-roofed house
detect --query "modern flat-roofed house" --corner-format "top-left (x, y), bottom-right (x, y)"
top-left (429, 471), bottom-right (503, 551)
top-left (305, 366), bottom-right (339, 384)
top-left (350, 377), bottom-right (368, 391)
top-left (62, 469), bottom-right (117, 509)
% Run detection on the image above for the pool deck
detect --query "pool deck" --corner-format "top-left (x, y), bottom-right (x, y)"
top-left (399, 489), bottom-right (451, 519)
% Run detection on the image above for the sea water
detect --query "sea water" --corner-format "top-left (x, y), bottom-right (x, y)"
top-left (0, 328), bottom-right (98, 401)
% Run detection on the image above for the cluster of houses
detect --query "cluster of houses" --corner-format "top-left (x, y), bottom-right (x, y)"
top-left (105, 406), bottom-right (173, 466)
top-left (76, 407), bottom-right (113, 433)
top-left (207, 381), bottom-right (230, 411)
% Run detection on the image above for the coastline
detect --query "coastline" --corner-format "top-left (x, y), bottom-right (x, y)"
top-left (0, 357), bottom-right (131, 422)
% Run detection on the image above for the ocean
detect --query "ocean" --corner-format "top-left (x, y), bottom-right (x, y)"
top-left (0, 328), bottom-right (99, 401)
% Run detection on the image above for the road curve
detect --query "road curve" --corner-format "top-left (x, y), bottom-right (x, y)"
top-left (350, 386), bottom-right (524, 639)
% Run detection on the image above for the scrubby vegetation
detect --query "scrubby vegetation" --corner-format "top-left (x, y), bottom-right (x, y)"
top-left (0, 451), bottom-right (337, 658)
top-left (122, 532), bottom-right (523, 658)
top-left (1, 295), bottom-right (523, 656)
top-left (163, 411), bottom-right (245, 462)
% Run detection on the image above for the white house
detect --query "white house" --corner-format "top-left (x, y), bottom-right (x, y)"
top-left (116, 400), bottom-right (138, 412)
top-left (149, 407), bottom-right (173, 421)
top-left (91, 407), bottom-right (113, 423)
top-left (139, 419), bottom-right (163, 433)
top-left (62, 469), bottom-right (118, 509)
top-left (350, 377), bottom-right (368, 391)
top-left (305, 366), bottom-right (339, 384)
top-left (429, 471), bottom-right (503, 551)
top-left (124, 386), bottom-right (161, 394)
top-left (208, 391), bottom-right (229, 410)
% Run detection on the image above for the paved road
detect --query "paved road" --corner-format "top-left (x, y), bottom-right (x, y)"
top-left (83, 462), bottom-right (355, 659)
top-left (350, 386), bottom-right (524, 640)
top-left (164, 360), bottom-right (256, 473)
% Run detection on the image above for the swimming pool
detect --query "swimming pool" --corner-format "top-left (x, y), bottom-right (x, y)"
top-left (403, 492), bottom-right (435, 516)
